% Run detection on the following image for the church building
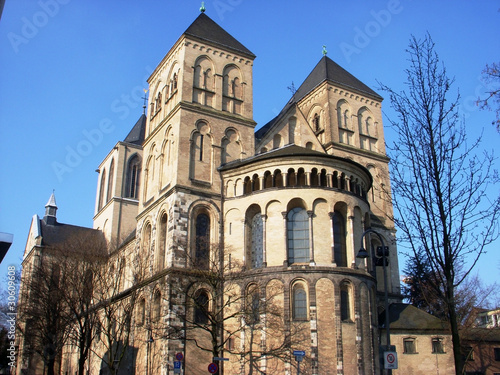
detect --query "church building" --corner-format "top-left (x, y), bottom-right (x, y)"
top-left (17, 9), bottom-right (443, 375)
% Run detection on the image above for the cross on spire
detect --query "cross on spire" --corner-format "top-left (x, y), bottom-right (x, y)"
top-left (200, 2), bottom-right (206, 13)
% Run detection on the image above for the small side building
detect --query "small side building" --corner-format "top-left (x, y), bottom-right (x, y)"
top-left (379, 303), bottom-right (455, 374)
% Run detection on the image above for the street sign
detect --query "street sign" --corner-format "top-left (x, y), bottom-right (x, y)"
top-left (293, 350), bottom-right (305, 356)
top-left (213, 357), bottom-right (229, 361)
top-left (384, 351), bottom-right (398, 369)
top-left (208, 363), bottom-right (218, 373)
top-left (176, 352), bottom-right (184, 361)
top-left (174, 361), bottom-right (181, 369)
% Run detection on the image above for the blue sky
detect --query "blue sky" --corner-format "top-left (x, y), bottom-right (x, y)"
top-left (1, 1), bottom-right (499, 288)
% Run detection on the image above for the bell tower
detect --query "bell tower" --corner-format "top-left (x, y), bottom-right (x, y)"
top-left (137, 11), bottom-right (256, 216)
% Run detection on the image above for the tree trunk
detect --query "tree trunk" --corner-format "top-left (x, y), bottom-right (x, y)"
top-left (446, 283), bottom-right (463, 375)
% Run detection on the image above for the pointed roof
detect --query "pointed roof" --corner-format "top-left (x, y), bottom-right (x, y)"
top-left (294, 55), bottom-right (382, 102)
top-left (123, 114), bottom-right (146, 145)
top-left (45, 192), bottom-right (57, 209)
top-left (183, 13), bottom-right (255, 58)
top-left (255, 56), bottom-right (382, 141)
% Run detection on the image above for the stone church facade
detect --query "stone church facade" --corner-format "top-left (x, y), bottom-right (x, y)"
top-left (18, 11), bottom-right (413, 375)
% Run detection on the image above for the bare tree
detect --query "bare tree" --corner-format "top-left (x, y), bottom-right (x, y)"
top-left (156, 241), bottom-right (309, 375)
top-left (477, 62), bottom-right (500, 131)
top-left (18, 251), bottom-right (71, 375)
top-left (379, 33), bottom-right (500, 374)
top-left (90, 242), bottom-right (148, 374)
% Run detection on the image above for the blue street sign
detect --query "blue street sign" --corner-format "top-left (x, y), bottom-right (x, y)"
top-left (293, 350), bottom-right (305, 356)
top-left (174, 361), bottom-right (181, 369)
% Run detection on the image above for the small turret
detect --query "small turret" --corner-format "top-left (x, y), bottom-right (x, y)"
top-left (44, 191), bottom-right (57, 225)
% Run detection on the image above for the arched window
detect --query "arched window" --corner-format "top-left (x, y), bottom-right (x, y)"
top-left (98, 169), bottom-right (106, 210)
top-left (340, 282), bottom-right (351, 321)
top-left (142, 223), bottom-right (152, 254)
top-left (125, 155), bottom-right (141, 199)
top-left (138, 298), bottom-right (146, 326)
top-left (106, 159), bottom-right (114, 203)
top-left (287, 207), bottom-right (310, 264)
top-left (292, 284), bottom-right (307, 320)
top-left (313, 113), bottom-right (320, 132)
top-left (246, 284), bottom-right (260, 324)
top-left (195, 213), bottom-right (210, 269)
top-left (332, 211), bottom-right (347, 267)
top-left (156, 213), bottom-right (167, 272)
top-left (194, 290), bottom-right (209, 324)
top-left (152, 291), bottom-right (161, 322)
top-left (250, 213), bottom-right (263, 268)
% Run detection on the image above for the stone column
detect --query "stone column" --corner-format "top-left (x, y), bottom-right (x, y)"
top-left (307, 210), bottom-right (315, 264)
top-left (282, 211), bottom-right (288, 266)
top-left (262, 214), bottom-right (268, 267)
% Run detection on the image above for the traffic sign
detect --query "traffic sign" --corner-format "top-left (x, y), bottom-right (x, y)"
top-left (384, 351), bottom-right (398, 369)
top-left (176, 352), bottom-right (184, 361)
top-left (213, 357), bottom-right (229, 361)
top-left (174, 361), bottom-right (181, 369)
top-left (208, 363), bottom-right (218, 373)
top-left (293, 350), bottom-right (305, 356)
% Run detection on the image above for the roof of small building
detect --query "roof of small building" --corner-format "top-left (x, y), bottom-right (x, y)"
top-left (380, 303), bottom-right (450, 332)
top-left (39, 219), bottom-right (104, 248)
top-left (461, 328), bottom-right (500, 343)
top-left (184, 13), bottom-right (255, 58)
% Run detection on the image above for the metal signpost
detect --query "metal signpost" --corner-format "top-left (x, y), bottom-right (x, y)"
top-left (293, 350), bottom-right (305, 375)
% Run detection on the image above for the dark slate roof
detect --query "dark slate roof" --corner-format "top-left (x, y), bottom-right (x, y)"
top-left (379, 303), bottom-right (449, 331)
top-left (39, 218), bottom-right (104, 248)
top-left (184, 13), bottom-right (255, 58)
top-left (255, 56), bottom-right (382, 142)
top-left (295, 55), bottom-right (382, 101)
top-left (123, 114), bottom-right (146, 145)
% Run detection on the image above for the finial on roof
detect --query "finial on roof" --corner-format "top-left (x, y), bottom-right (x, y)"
top-left (322, 45), bottom-right (327, 56)
top-left (142, 89), bottom-right (148, 115)
top-left (200, 2), bottom-right (206, 13)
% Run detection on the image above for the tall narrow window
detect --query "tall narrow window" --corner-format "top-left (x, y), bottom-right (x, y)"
top-left (138, 298), bottom-right (146, 326)
top-left (106, 159), bottom-right (114, 203)
top-left (250, 213), bottom-right (263, 268)
top-left (332, 211), bottom-right (347, 267)
top-left (98, 169), bottom-right (106, 210)
top-left (199, 134), bottom-right (204, 161)
top-left (195, 213), bottom-right (210, 269)
top-left (287, 207), bottom-right (310, 264)
top-left (293, 285), bottom-right (307, 320)
top-left (152, 291), bottom-right (161, 322)
top-left (194, 290), bottom-right (209, 324)
top-left (157, 213), bottom-right (167, 272)
top-left (340, 282), bottom-right (351, 321)
top-left (126, 155), bottom-right (141, 199)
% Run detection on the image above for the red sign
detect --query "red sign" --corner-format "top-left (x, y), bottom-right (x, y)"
top-left (208, 363), bottom-right (218, 373)
top-left (176, 352), bottom-right (184, 361)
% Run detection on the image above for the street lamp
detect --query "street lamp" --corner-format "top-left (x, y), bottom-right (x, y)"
top-left (357, 228), bottom-right (394, 374)
top-left (146, 327), bottom-right (154, 375)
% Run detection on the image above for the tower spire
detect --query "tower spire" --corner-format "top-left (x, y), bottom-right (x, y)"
top-left (200, 1), bottom-right (206, 13)
top-left (44, 190), bottom-right (58, 225)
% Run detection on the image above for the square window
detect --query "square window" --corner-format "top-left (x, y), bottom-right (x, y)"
top-left (432, 338), bottom-right (445, 354)
top-left (403, 338), bottom-right (416, 354)
top-left (462, 346), bottom-right (474, 361)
